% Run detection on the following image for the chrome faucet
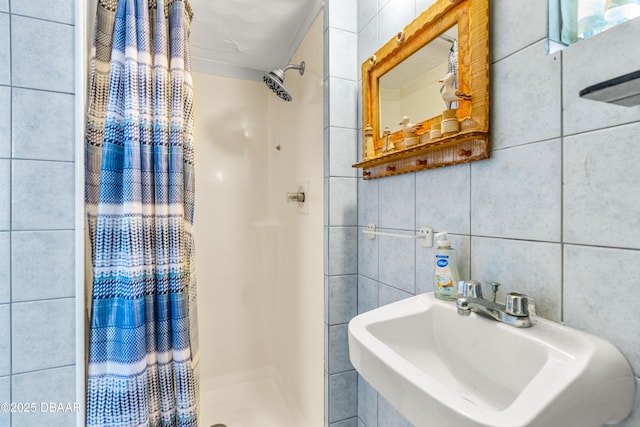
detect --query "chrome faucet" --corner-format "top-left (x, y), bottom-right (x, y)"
top-left (455, 280), bottom-right (532, 328)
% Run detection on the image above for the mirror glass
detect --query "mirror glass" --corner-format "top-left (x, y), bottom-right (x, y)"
top-left (378, 25), bottom-right (458, 137)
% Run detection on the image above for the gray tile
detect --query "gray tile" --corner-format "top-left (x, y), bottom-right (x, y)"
top-left (378, 0), bottom-right (415, 46)
top-left (324, 78), bottom-right (330, 128)
top-left (329, 227), bottom-right (358, 275)
top-left (330, 127), bottom-right (358, 177)
top-left (12, 298), bottom-right (75, 373)
top-left (0, 13), bottom-right (9, 85)
top-left (0, 85), bottom-right (9, 157)
top-left (0, 232), bottom-right (8, 303)
top-left (358, 177), bottom-right (378, 226)
top-left (329, 370), bottom-right (358, 423)
top-left (329, 275), bottom-right (357, 325)
top-left (11, 16), bottom-right (74, 93)
top-left (358, 375), bottom-right (378, 427)
top-left (379, 234), bottom-right (415, 294)
top-left (358, 275), bottom-right (378, 314)
top-left (324, 226), bottom-right (329, 275)
top-left (0, 375), bottom-right (9, 426)
top-left (416, 234), bottom-right (470, 295)
top-left (358, 0), bottom-right (377, 32)
top-left (330, 418), bottom-right (358, 427)
top-left (325, 275), bottom-right (329, 323)
top-left (491, 40), bottom-right (561, 149)
top-left (12, 160), bottom-right (75, 230)
top-left (415, 162), bottom-right (470, 234)
top-left (329, 177), bottom-right (358, 226)
top-left (471, 140), bottom-right (561, 242)
top-left (379, 283), bottom-right (412, 306)
top-left (358, 226), bottom-right (378, 280)
top-left (11, 0), bottom-right (74, 24)
top-left (329, 77), bottom-right (358, 129)
top-left (324, 27), bottom-right (330, 81)
top-left (12, 88), bottom-right (74, 161)
top-left (329, 28), bottom-right (358, 81)
top-left (12, 366), bottom-right (76, 427)
top-left (0, 304), bottom-right (8, 376)
top-left (12, 231), bottom-right (75, 301)
top-left (564, 245), bottom-right (640, 374)
top-left (325, 323), bottom-right (329, 373)
top-left (378, 394), bottom-right (413, 427)
top-left (0, 159), bottom-right (9, 230)
top-left (0, 0), bottom-right (7, 12)
top-left (329, 324), bottom-right (353, 374)
top-left (564, 123), bottom-right (640, 249)
top-left (358, 419), bottom-right (366, 427)
top-left (325, 177), bottom-right (330, 227)
top-left (325, 127), bottom-right (330, 178)
top-left (328, 0), bottom-right (357, 32)
top-left (378, 173), bottom-right (415, 230)
top-left (358, 14), bottom-right (378, 66)
top-left (491, 0), bottom-right (546, 61)
top-left (471, 237), bottom-right (562, 321)
top-left (562, 18), bottom-right (640, 136)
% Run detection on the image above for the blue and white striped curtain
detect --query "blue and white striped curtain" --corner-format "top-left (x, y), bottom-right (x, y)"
top-left (85, 0), bottom-right (199, 425)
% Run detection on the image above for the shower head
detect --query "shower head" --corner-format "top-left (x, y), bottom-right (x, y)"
top-left (263, 61), bottom-right (305, 102)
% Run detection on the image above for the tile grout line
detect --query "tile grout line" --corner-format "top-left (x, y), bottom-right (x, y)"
top-left (559, 49), bottom-right (565, 323)
top-left (7, 0), bottom-right (12, 419)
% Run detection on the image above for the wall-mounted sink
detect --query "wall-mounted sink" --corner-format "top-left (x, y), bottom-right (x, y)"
top-left (348, 292), bottom-right (635, 427)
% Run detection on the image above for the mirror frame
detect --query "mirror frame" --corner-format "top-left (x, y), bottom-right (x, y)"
top-left (355, 0), bottom-right (490, 179)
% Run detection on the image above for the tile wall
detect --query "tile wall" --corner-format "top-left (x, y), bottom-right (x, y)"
top-left (326, 0), bottom-right (640, 426)
top-left (0, 0), bottom-right (77, 425)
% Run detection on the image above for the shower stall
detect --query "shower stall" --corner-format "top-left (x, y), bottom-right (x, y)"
top-left (82, 2), bottom-right (324, 426)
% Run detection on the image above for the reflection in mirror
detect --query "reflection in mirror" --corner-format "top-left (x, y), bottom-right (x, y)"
top-left (378, 25), bottom-right (458, 137)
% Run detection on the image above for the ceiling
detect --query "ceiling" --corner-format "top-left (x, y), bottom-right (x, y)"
top-left (189, 0), bottom-right (323, 81)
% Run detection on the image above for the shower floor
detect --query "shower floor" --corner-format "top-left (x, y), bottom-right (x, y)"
top-left (199, 369), bottom-right (297, 427)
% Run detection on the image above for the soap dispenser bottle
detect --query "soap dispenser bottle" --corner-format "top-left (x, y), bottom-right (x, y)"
top-left (434, 232), bottom-right (459, 301)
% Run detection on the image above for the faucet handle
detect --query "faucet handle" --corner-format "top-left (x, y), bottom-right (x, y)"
top-left (505, 292), bottom-right (529, 317)
top-left (457, 280), bottom-right (483, 299)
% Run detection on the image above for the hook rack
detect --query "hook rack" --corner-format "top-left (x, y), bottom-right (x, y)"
top-left (362, 223), bottom-right (434, 247)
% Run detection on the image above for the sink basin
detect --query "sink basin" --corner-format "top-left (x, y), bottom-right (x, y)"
top-left (348, 292), bottom-right (635, 427)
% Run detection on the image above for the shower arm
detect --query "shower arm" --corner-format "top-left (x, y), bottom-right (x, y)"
top-left (282, 61), bottom-right (305, 76)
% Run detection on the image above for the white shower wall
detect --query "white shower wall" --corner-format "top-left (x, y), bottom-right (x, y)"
top-left (193, 11), bottom-right (323, 426)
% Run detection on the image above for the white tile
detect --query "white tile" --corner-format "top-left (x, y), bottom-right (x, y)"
top-left (0, 304), bottom-right (9, 376)
top-left (416, 233), bottom-right (470, 295)
top-left (11, 16), bottom-right (74, 93)
top-left (11, 298), bottom-right (75, 373)
top-left (562, 18), bottom-right (640, 136)
top-left (0, 232), bottom-right (8, 303)
top-left (0, 159), bottom-right (9, 230)
top-left (415, 162), bottom-right (470, 235)
top-left (564, 122), bottom-right (640, 249)
top-left (329, 177), bottom-right (358, 226)
top-left (0, 85), bottom-right (9, 157)
top-left (12, 231), bottom-right (75, 301)
top-left (491, 0), bottom-right (546, 61)
top-left (564, 245), bottom-right (640, 375)
top-left (0, 13), bottom-right (9, 85)
top-left (329, 127), bottom-right (358, 177)
top-left (12, 160), bottom-right (75, 230)
top-left (357, 177), bottom-right (378, 226)
top-left (329, 77), bottom-right (358, 129)
top-left (471, 140), bottom-right (561, 242)
top-left (471, 237), bottom-right (562, 321)
top-left (358, 0), bottom-right (377, 32)
top-left (12, 88), bottom-right (74, 161)
top-left (415, 0), bottom-right (438, 15)
top-left (328, 0), bottom-right (357, 32)
top-left (11, 366), bottom-right (76, 426)
top-left (378, 173), bottom-right (415, 230)
top-left (491, 40), bottom-right (561, 149)
top-left (378, 0), bottom-right (415, 46)
top-left (379, 234), bottom-right (415, 294)
top-left (329, 28), bottom-right (358, 81)
top-left (11, 0), bottom-right (74, 24)
top-left (358, 14), bottom-right (378, 66)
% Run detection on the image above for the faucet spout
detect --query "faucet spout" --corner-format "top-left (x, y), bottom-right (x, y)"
top-left (456, 281), bottom-right (533, 328)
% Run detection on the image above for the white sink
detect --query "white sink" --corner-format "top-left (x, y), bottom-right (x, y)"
top-left (348, 292), bottom-right (636, 427)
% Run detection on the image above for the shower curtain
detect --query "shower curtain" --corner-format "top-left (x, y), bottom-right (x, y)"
top-left (85, 0), bottom-right (198, 425)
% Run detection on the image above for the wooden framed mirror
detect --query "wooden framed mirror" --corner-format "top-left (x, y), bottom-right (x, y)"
top-left (354, 0), bottom-right (490, 179)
